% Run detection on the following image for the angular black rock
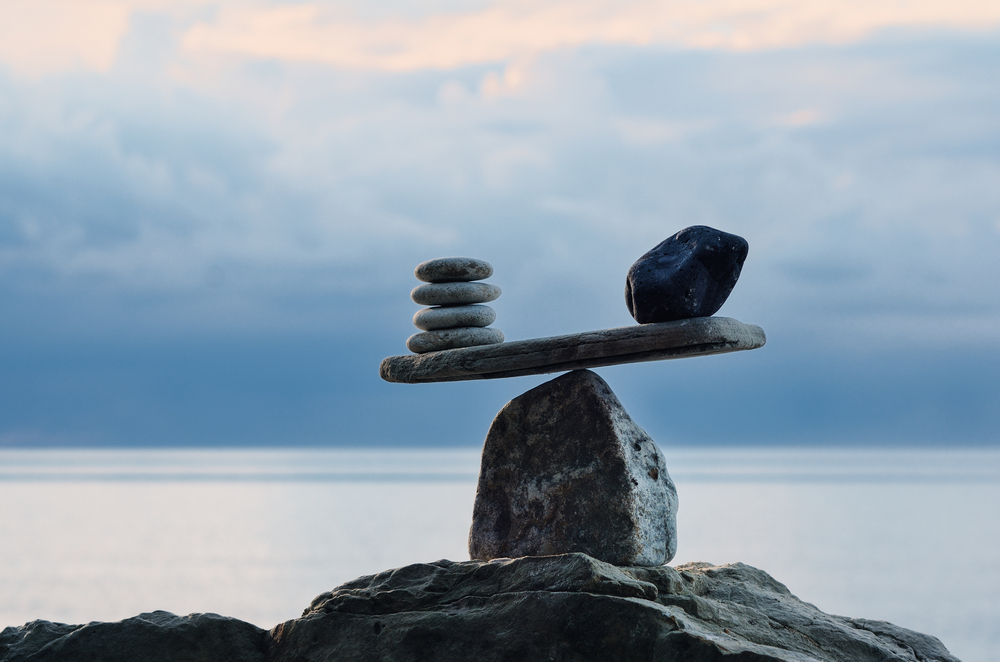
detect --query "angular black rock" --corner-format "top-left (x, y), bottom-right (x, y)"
top-left (468, 369), bottom-right (678, 566)
top-left (626, 225), bottom-right (748, 324)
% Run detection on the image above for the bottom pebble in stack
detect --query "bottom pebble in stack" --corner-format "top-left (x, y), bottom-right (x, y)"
top-left (407, 327), bottom-right (504, 353)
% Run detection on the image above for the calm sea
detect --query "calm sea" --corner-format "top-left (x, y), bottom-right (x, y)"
top-left (1, 448), bottom-right (998, 662)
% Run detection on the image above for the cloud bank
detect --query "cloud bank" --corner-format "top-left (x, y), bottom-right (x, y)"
top-left (4, 0), bottom-right (1000, 76)
top-left (0, 2), bottom-right (998, 446)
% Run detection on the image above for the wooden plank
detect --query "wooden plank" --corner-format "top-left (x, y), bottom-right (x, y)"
top-left (379, 316), bottom-right (765, 384)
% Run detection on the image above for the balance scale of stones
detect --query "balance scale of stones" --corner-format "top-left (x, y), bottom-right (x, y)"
top-left (381, 254), bottom-right (765, 568)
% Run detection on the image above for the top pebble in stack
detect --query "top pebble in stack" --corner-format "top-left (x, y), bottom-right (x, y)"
top-left (408, 257), bottom-right (504, 354)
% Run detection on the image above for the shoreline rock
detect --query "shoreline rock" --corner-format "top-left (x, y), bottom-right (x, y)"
top-left (0, 611), bottom-right (266, 662)
top-left (267, 554), bottom-right (960, 662)
top-left (2, 555), bottom-right (961, 662)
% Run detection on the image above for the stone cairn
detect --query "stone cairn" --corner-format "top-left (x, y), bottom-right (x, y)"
top-left (407, 257), bottom-right (505, 354)
top-left (385, 227), bottom-right (761, 568)
top-left (0, 231), bottom-right (961, 662)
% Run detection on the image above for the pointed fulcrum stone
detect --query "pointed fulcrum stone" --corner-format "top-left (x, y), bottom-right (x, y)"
top-left (415, 257), bottom-right (493, 283)
top-left (413, 304), bottom-right (496, 331)
top-left (626, 225), bottom-right (748, 324)
top-left (469, 369), bottom-right (677, 566)
top-left (411, 282), bottom-right (501, 306)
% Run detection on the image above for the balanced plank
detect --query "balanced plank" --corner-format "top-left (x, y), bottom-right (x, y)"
top-left (380, 316), bottom-right (765, 384)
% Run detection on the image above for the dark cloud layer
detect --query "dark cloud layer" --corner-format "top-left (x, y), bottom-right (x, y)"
top-left (2, 332), bottom-right (997, 447)
top-left (1, 26), bottom-right (998, 446)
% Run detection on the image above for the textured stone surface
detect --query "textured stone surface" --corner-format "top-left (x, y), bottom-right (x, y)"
top-left (411, 282), bottom-right (501, 306)
top-left (469, 369), bottom-right (677, 566)
top-left (406, 327), bottom-right (504, 353)
top-left (382, 316), bottom-right (765, 383)
top-left (266, 553), bottom-right (961, 662)
top-left (0, 611), bottom-right (266, 662)
top-left (626, 225), bottom-right (749, 324)
top-left (413, 304), bottom-right (496, 331)
top-left (415, 257), bottom-right (493, 283)
top-left (2, 558), bottom-right (959, 662)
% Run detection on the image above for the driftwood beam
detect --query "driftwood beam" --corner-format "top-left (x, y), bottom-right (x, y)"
top-left (380, 316), bottom-right (766, 384)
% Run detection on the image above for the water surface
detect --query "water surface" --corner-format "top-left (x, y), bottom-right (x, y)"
top-left (1, 448), bottom-right (997, 661)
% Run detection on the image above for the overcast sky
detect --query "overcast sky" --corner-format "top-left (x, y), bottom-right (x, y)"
top-left (1, 0), bottom-right (998, 447)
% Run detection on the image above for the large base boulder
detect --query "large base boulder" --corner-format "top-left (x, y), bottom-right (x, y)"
top-left (469, 369), bottom-right (678, 566)
top-left (2, 557), bottom-right (961, 662)
top-left (267, 553), bottom-right (961, 662)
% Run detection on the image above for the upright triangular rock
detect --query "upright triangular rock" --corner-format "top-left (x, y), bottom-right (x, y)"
top-left (469, 370), bottom-right (678, 566)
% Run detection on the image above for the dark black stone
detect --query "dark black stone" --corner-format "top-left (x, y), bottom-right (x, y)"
top-left (625, 226), bottom-right (748, 324)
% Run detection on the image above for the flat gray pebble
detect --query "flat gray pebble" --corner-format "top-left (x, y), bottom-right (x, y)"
top-left (415, 257), bottom-right (493, 283)
top-left (407, 327), bottom-right (505, 353)
top-left (413, 305), bottom-right (496, 331)
top-left (411, 282), bottom-right (501, 306)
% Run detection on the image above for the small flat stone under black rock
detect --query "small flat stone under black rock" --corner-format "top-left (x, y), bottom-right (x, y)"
top-left (626, 225), bottom-right (749, 324)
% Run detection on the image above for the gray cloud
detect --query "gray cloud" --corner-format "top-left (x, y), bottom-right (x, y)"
top-left (1, 24), bottom-right (998, 445)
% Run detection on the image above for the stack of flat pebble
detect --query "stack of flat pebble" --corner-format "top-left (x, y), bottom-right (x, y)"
top-left (407, 257), bottom-right (504, 354)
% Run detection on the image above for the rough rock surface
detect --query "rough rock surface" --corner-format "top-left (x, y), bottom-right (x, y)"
top-left (626, 225), bottom-right (749, 324)
top-left (469, 369), bottom-right (678, 566)
top-left (0, 610), bottom-right (266, 662)
top-left (267, 553), bottom-right (961, 662)
top-left (414, 257), bottom-right (493, 283)
top-left (2, 557), bottom-right (960, 662)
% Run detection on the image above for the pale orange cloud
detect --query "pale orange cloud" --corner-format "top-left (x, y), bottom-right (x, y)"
top-left (0, 1), bottom-right (131, 76)
top-left (0, 0), bottom-right (209, 76)
top-left (3, 0), bottom-right (1000, 77)
top-left (181, 0), bottom-right (1000, 70)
